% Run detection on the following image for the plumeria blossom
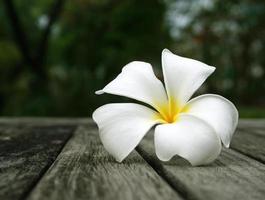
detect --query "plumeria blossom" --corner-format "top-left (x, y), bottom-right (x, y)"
top-left (92, 49), bottom-right (238, 166)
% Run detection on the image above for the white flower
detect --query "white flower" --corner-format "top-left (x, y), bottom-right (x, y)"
top-left (92, 49), bottom-right (238, 166)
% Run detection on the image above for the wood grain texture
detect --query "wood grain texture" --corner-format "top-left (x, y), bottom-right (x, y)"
top-left (0, 118), bottom-right (264, 200)
top-left (231, 128), bottom-right (265, 163)
top-left (0, 124), bottom-right (75, 200)
top-left (238, 119), bottom-right (265, 129)
top-left (27, 125), bottom-right (181, 200)
top-left (137, 131), bottom-right (265, 200)
top-left (0, 118), bottom-right (92, 126)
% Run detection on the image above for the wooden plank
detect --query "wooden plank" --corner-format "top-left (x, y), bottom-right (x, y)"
top-left (27, 125), bottom-right (182, 200)
top-left (0, 118), bottom-right (263, 128)
top-left (238, 119), bottom-right (265, 129)
top-left (237, 127), bottom-right (265, 136)
top-left (230, 128), bottom-right (265, 164)
top-left (137, 133), bottom-right (265, 200)
top-left (0, 118), bottom-right (263, 130)
top-left (0, 124), bottom-right (75, 200)
top-left (0, 118), bottom-right (92, 126)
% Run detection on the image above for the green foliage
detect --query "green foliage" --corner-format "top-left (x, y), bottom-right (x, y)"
top-left (0, 0), bottom-right (171, 116)
top-left (239, 106), bottom-right (265, 118)
top-left (165, 0), bottom-right (265, 105)
top-left (0, 0), bottom-right (264, 117)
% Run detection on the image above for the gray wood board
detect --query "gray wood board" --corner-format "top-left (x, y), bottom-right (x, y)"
top-left (0, 124), bottom-right (75, 200)
top-left (238, 119), bottom-right (265, 129)
top-left (231, 128), bottom-right (265, 164)
top-left (0, 118), bottom-right (92, 126)
top-left (27, 125), bottom-right (181, 200)
top-left (136, 128), bottom-right (265, 200)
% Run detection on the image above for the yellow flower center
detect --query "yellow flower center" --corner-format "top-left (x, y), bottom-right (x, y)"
top-left (154, 97), bottom-right (189, 124)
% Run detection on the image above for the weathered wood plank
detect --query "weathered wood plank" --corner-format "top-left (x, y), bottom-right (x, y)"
top-left (1, 118), bottom-right (264, 200)
top-left (237, 127), bottom-right (264, 136)
top-left (230, 128), bottom-right (265, 164)
top-left (137, 132), bottom-right (265, 200)
top-left (26, 125), bottom-right (182, 200)
top-left (0, 118), bottom-right (263, 128)
top-left (0, 124), bottom-right (75, 200)
top-left (0, 118), bottom-right (92, 126)
top-left (238, 119), bottom-right (265, 129)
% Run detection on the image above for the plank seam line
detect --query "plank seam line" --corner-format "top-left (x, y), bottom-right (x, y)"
top-left (237, 127), bottom-right (265, 137)
top-left (231, 128), bottom-right (265, 165)
top-left (230, 147), bottom-right (265, 165)
top-left (136, 146), bottom-right (200, 200)
top-left (19, 125), bottom-right (77, 200)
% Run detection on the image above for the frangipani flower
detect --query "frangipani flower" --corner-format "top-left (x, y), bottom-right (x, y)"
top-left (92, 49), bottom-right (238, 166)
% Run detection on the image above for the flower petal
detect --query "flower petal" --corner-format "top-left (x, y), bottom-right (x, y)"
top-left (92, 103), bottom-right (159, 162)
top-left (154, 114), bottom-right (221, 166)
top-left (186, 94), bottom-right (239, 147)
top-left (162, 49), bottom-right (215, 107)
top-left (96, 61), bottom-right (168, 112)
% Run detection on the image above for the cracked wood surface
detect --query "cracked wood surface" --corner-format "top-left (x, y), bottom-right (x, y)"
top-left (0, 124), bottom-right (75, 200)
top-left (27, 125), bottom-right (181, 200)
top-left (0, 118), bottom-right (264, 200)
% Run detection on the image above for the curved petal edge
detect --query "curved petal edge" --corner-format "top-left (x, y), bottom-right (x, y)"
top-left (154, 114), bottom-right (222, 166)
top-left (92, 103), bottom-right (159, 162)
top-left (95, 61), bottom-right (168, 112)
top-left (162, 49), bottom-right (215, 107)
top-left (186, 94), bottom-right (239, 147)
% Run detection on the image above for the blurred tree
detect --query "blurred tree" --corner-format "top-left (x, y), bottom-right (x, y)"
top-left (0, 0), bottom-right (171, 116)
top-left (165, 0), bottom-right (265, 106)
top-left (0, 0), bottom-right (264, 117)
top-left (3, 0), bottom-right (66, 86)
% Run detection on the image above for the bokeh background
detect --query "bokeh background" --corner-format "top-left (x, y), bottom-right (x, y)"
top-left (0, 0), bottom-right (264, 117)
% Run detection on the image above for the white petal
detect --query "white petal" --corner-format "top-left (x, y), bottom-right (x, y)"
top-left (162, 49), bottom-right (215, 107)
top-left (186, 94), bottom-right (239, 147)
top-left (154, 114), bottom-right (221, 166)
top-left (96, 61), bottom-right (168, 111)
top-left (92, 103), bottom-right (159, 162)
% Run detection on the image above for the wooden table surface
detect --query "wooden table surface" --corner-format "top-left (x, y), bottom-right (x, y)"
top-left (0, 118), bottom-right (265, 200)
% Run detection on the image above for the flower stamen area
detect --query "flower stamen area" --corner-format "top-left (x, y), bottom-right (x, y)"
top-left (154, 97), bottom-right (190, 124)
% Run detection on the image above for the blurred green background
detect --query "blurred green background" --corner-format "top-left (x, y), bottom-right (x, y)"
top-left (0, 0), bottom-right (264, 118)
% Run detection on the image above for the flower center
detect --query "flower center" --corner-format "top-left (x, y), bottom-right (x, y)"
top-left (155, 97), bottom-right (189, 124)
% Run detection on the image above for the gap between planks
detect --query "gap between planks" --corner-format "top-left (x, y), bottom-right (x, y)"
top-left (19, 126), bottom-right (77, 200)
top-left (230, 128), bottom-right (265, 165)
top-left (5, 119), bottom-right (264, 200)
top-left (136, 146), bottom-right (199, 200)
top-left (25, 125), bottom-right (182, 200)
top-left (135, 126), bottom-right (265, 200)
top-left (0, 124), bottom-right (76, 200)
